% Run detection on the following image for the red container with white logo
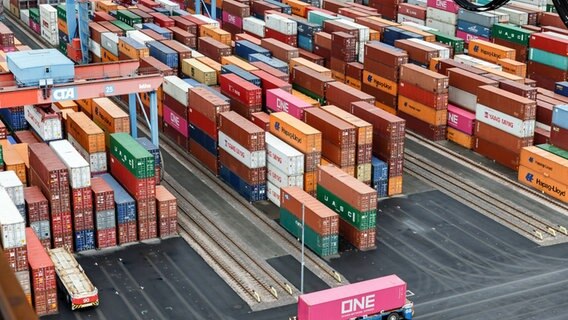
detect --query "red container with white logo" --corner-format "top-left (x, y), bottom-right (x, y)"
top-left (109, 155), bottom-right (156, 200)
top-left (266, 89), bottom-right (313, 120)
top-left (26, 228), bottom-right (58, 316)
top-left (220, 73), bottom-right (262, 107)
top-left (71, 187), bottom-right (94, 230)
top-left (149, 12), bottom-right (175, 28)
top-left (427, 0), bottom-right (459, 13)
top-left (447, 104), bottom-right (475, 135)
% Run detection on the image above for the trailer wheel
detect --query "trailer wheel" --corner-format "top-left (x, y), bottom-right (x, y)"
top-left (387, 313), bottom-right (400, 320)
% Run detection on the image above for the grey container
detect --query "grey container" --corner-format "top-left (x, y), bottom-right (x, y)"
top-left (30, 220), bottom-right (51, 240)
top-left (96, 210), bottom-right (116, 230)
top-left (6, 49), bottom-right (75, 87)
top-left (457, 9), bottom-right (509, 28)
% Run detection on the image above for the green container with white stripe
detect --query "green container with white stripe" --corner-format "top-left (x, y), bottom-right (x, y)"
top-left (529, 48), bottom-right (568, 71)
top-left (110, 133), bottom-right (155, 179)
top-left (491, 23), bottom-right (533, 46)
top-left (537, 144), bottom-right (568, 160)
top-left (430, 31), bottom-right (465, 55)
top-left (316, 185), bottom-right (377, 231)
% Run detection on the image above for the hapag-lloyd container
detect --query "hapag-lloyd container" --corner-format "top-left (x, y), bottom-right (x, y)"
top-left (476, 104), bottom-right (536, 138)
top-left (266, 88), bottom-right (312, 120)
top-left (267, 163), bottom-right (304, 189)
top-left (164, 105), bottom-right (189, 137)
top-left (269, 112), bottom-right (322, 154)
top-left (447, 104), bottom-right (475, 134)
top-left (266, 133), bottom-right (305, 176)
top-left (518, 165), bottom-right (568, 202)
top-left (298, 275), bottom-right (407, 320)
top-left (218, 131), bottom-right (266, 169)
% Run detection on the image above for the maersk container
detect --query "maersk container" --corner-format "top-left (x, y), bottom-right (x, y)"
top-left (0, 188), bottom-right (26, 249)
top-left (146, 41), bottom-right (179, 69)
top-left (221, 64), bottom-right (262, 87)
top-left (110, 133), bottom-right (155, 179)
top-left (189, 123), bottom-right (218, 156)
top-left (235, 40), bottom-right (271, 60)
top-left (100, 174), bottom-right (136, 223)
top-left (266, 132), bottom-right (304, 176)
top-left (219, 165), bottom-right (267, 202)
top-left (218, 131), bottom-right (266, 169)
top-left (279, 208), bottom-right (338, 257)
top-left (6, 49), bottom-right (74, 87)
top-left (297, 275), bottom-right (409, 320)
top-left (552, 105), bottom-right (568, 130)
top-left (142, 23), bottom-right (173, 39)
top-left (74, 229), bottom-right (95, 252)
top-left (49, 140), bottom-right (91, 189)
top-left (248, 53), bottom-right (289, 74)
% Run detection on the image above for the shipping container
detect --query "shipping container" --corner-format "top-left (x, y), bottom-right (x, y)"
top-left (110, 133), bottom-right (155, 179)
top-left (155, 185), bottom-right (177, 237)
top-left (49, 140), bottom-right (90, 189)
top-left (269, 112), bottom-right (322, 154)
top-left (0, 188), bottom-right (26, 250)
top-left (66, 112), bottom-right (105, 154)
top-left (26, 228), bottom-right (58, 316)
top-left (24, 105), bottom-right (62, 142)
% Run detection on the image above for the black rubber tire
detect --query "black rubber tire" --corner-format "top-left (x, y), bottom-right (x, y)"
top-left (387, 313), bottom-right (400, 320)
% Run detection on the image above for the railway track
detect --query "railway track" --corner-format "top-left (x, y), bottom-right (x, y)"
top-left (405, 132), bottom-right (568, 243)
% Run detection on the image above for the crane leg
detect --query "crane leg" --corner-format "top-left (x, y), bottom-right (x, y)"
top-left (150, 91), bottom-right (159, 147)
top-left (129, 93), bottom-right (138, 139)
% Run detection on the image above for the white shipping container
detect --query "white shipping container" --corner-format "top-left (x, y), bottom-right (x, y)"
top-left (267, 163), bottom-right (304, 189)
top-left (408, 38), bottom-right (450, 59)
top-left (265, 14), bottom-right (297, 35)
top-left (101, 32), bottom-right (119, 56)
top-left (339, 19), bottom-right (371, 43)
top-left (126, 30), bottom-right (155, 45)
top-left (24, 105), bottom-right (63, 141)
top-left (397, 14), bottom-right (426, 26)
top-left (449, 86), bottom-right (477, 112)
top-left (407, 0), bottom-right (427, 7)
top-left (156, 0), bottom-right (180, 12)
top-left (514, 0), bottom-right (547, 7)
top-left (337, 15), bottom-right (355, 22)
top-left (243, 17), bottom-right (266, 38)
top-left (219, 131), bottom-right (266, 169)
top-left (0, 171), bottom-right (24, 206)
top-left (425, 19), bottom-right (456, 36)
top-left (50, 140), bottom-right (91, 189)
top-left (0, 189), bottom-right (26, 249)
top-left (67, 134), bottom-right (107, 174)
top-left (15, 270), bottom-right (31, 295)
top-left (536, 122), bottom-right (551, 132)
top-left (476, 103), bottom-right (536, 138)
top-left (266, 132), bottom-right (304, 175)
top-left (454, 54), bottom-right (502, 71)
top-left (193, 14), bottom-right (220, 28)
top-left (267, 181), bottom-right (281, 207)
top-left (2, 0), bottom-right (8, 13)
top-left (39, 4), bottom-right (57, 21)
top-left (401, 21), bottom-right (438, 32)
top-left (190, 49), bottom-right (204, 58)
top-left (358, 42), bottom-right (365, 63)
top-left (20, 9), bottom-right (30, 26)
top-left (427, 7), bottom-right (458, 24)
top-left (88, 39), bottom-right (101, 58)
top-left (495, 7), bottom-right (529, 26)
top-left (163, 76), bottom-right (193, 106)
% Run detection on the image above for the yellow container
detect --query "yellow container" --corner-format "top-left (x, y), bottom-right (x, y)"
top-left (369, 30), bottom-right (380, 41)
top-left (119, 38), bottom-right (149, 59)
top-left (101, 47), bottom-right (119, 62)
top-left (55, 100), bottom-right (79, 111)
top-left (96, 0), bottom-right (118, 13)
top-left (283, 0), bottom-right (311, 17)
top-left (269, 112), bottom-right (322, 154)
top-left (220, 55), bottom-right (258, 72)
top-left (181, 58), bottom-right (217, 85)
top-left (196, 56), bottom-right (222, 79)
top-left (331, 70), bottom-right (345, 82)
top-left (376, 101), bottom-right (397, 115)
top-left (447, 127), bottom-right (474, 149)
top-left (356, 162), bottom-right (372, 182)
top-left (0, 62), bottom-right (8, 72)
top-left (468, 39), bottom-right (516, 63)
top-left (304, 171), bottom-right (317, 195)
top-left (292, 89), bottom-right (320, 107)
top-left (75, 99), bottom-right (93, 117)
top-left (200, 25), bottom-right (231, 46)
top-left (398, 95), bottom-right (447, 126)
top-left (1, 142), bottom-right (27, 184)
top-left (388, 175), bottom-right (403, 196)
top-left (363, 70), bottom-right (398, 96)
top-left (345, 76), bottom-right (362, 90)
top-left (477, 66), bottom-right (524, 83)
top-left (518, 165), bottom-right (567, 203)
top-left (519, 146), bottom-right (568, 179)
top-left (429, 57), bottom-right (442, 72)
top-left (290, 58), bottom-right (331, 76)
top-left (496, 58), bottom-right (527, 78)
top-left (92, 98), bottom-right (130, 138)
top-left (398, 26), bottom-right (436, 42)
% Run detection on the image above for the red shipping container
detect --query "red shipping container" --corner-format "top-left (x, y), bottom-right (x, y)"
top-left (339, 218), bottom-right (376, 250)
top-left (190, 139), bottom-right (220, 175)
top-left (25, 186), bottom-right (49, 223)
top-left (397, 110), bottom-right (447, 141)
top-left (51, 212), bottom-right (73, 251)
top-left (137, 198), bottom-right (157, 240)
top-left (250, 61), bottom-right (289, 81)
top-left (149, 12), bottom-right (175, 28)
top-left (219, 149), bottom-right (267, 185)
top-left (93, 11), bottom-right (116, 22)
top-left (170, 16), bottom-right (197, 34)
top-left (71, 187), bottom-right (93, 212)
top-left (4, 245), bottom-right (27, 272)
top-left (529, 33), bottom-right (568, 57)
top-left (474, 137), bottom-right (520, 170)
top-left (250, 69), bottom-right (292, 94)
top-left (29, 143), bottom-right (69, 193)
top-left (551, 125), bottom-right (568, 150)
top-left (189, 86), bottom-right (231, 122)
top-left (251, 112), bottom-right (270, 131)
top-left (96, 227), bottom-right (117, 249)
top-left (91, 177), bottom-right (114, 212)
top-left (219, 111), bottom-right (265, 151)
top-left (164, 122), bottom-right (189, 151)
top-left (109, 155), bottom-right (156, 200)
top-left (264, 28), bottom-right (298, 47)
top-left (118, 221), bottom-right (138, 244)
top-left (220, 73), bottom-right (262, 106)
top-left (534, 127), bottom-right (550, 145)
top-left (189, 107), bottom-right (218, 139)
top-left (235, 33), bottom-right (262, 45)
top-left (399, 81), bottom-right (448, 110)
top-left (169, 26), bottom-right (197, 48)
top-left (156, 185), bottom-right (178, 237)
top-left (26, 228), bottom-right (57, 317)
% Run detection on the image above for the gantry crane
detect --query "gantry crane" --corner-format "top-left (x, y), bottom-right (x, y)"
top-left (65, 0), bottom-right (90, 64)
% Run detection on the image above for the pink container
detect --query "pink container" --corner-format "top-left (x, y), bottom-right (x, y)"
top-left (298, 275), bottom-right (407, 320)
top-left (222, 11), bottom-right (243, 28)
top-left (164, 105), bottom-right (189, 138)
top-left (448, 104), bottom-right (475, 135)
top-left (427, 0), bottom-right (460, 13)
top-left (456, 30), bottom-right (490, 44)
top-left (266, 88), bottom-right (312, 120)
top-left (30, 21), bottom-right (41, 34)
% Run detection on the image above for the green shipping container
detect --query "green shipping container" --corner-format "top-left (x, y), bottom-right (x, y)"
top-left (430, 31), bottom-right (464, 55)
top-left (0, 144), bottom-right (3, 167)
top-left (491, 24), bottom-right (533, 46)
top-left (547, 4), bottom-right (557, 12)
top-left (57, 4), bottom-right (66, 20)
top-left (292, 84), bottom-right (326, 105)
top-left (280, 208), bottom-right (338, 257)
top-left (110, 133), bottom-right (155, 179)
top-left (29, 8), bottom-right (40, 23)
top-left (529, 48), bottom-right (568, 71)
top-left (316, 185), bottom-right (377, 231)
top-left (307, 11), bottom-right (338, 27)
top-left (537, 144), bottom-right (568, 160)
top-left (110, 20), bottom-right (136, 32)
top-left (116, 10), bottom-right (143, 26)
top-left (59, 41), bottom-right (68, 55)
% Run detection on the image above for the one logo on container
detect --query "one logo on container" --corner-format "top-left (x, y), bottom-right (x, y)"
top-left (341, 295), bottom-right (376, 317)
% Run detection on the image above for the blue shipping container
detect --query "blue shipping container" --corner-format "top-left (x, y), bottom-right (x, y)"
top-left (298, 35), bottom-right (313, 52)
top-left (100, 174), bottom-right (137, 223)
top-left (554, 82), bottom-right (568, 97)
top-left (7, 136), bottom-right (17, 145)
top-left (373, 180), bottom-right (388, 198)
top-left (183, 78), bottom-right (201, 86)
top-left (235, 40), bottom-right (271, 60)
top-left (219, 165), bottom-right (267, 202)
top-left (264, 0), bottom-right (292, 15)
top-left (189, 123), bottom-right (218, 156)
top-left (221, 64), bottom-right (262, 87)
top-left (74, 229), bottom-right (95, 252)
top-left (59, 30), bottom-right (69, 44)
top-left (6, 49), bottom-right (75, 87)
top-left (382, 27), bottom-right (422, 46)
top-left (289, 16), bottom-right (321, 38)
top-left (154, 7), bottom-right (171, 15)
top-left (142, 23), bottom-right (173, 39)
top-left (552, 105), bottom-right (568, 130)
top-left (0, 107), bottom-right (28, 131)
top-left (248, 53), bottom-right (289, 74)
top-left (371, 157), bottom-right (389, 183)
top-left (136, 137), bottom-right (161, 166)
top-left (147, 41), bottom-right (179, 68)
top-left (457, 20), bottom-right (491, 39)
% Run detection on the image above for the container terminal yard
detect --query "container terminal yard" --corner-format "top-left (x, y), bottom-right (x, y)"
top-left (0, 0), bottom-right (568, 319)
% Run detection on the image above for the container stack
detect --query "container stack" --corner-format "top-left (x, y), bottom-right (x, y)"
top-left (101, 173), bottom-right (137, 244)
top-left (265, 13), bottom-right (298, 47)
top-left (220, 73), bottom-right (263, 119)
top-left (0, 171), bottom-right (26, 220)
top-left (24, 105), bottom-right (63, 142)
top-left (188, 86), bottom-right (231, 175)
top-left (362, 42), bottom-right (408, 115)
top-left (56, 4), bottom-right (70, 55)
top-left (66, 112), bottom-right (107, 175)
top-left (528, 32), bottom-right (568, 90)
top-left (551, 105), bottom-right (568, 151)
top-left (29, 143), bottom-right (73, 250)
top-left (518, 144), bottom-right (568, 203)
top-left (137, 138), bottom-right (162, 184)
top-left (491, 23), bottom-right (532, 65)
top-left (155, 185), bottom-right (178, 237)
top-left (426, 0), bottom-right (458, 37)
top-left (321, 105), bottom-right (373, 184)
top-left (370, 157), bottom-right (389, 197)
top-left (446, 67), bottom-right (499, 113)
top-left (1, 142), bottom-right (27, 187)
top-left (109, 133), bottom-right (157, 240)
top-left (0, 187), bottom-right (30, 302)
top-left (265, 132), bottom-right (305, 207)
top-left (218, 111), bottom-right (267, 202)
top-left (0, 106), bottom-right (28, 133)
top-left (29, 9), bottom-right (41, 35)
top-left (50, 140), bottom-right (94, 252)
top-left (26, 228), bottom-right (58, 317)
top-left (351, 101), bottom-right (405, 196)
top-left (91, 98), bottom-right (131, 147)
top-left (24, 187), bottom-right (51, 249)
top-left (163, 76), bottom-right (192, 151)
top-left (290, 61), bottom-right (334, 105)
top-left (181, 58), bottom-right (217, 85)
top-left (474, 85), bottom-right (536, 170)
top-left (270, 112), bottom-right (322, 196)
top-left (330, 31), bottom-right (357, 77)
top-left (446, 103), bottom-right (475, 149)
top-left (280, 186), bottom-right (339, 257)
top-left (91, 176), bottom-right (117, 248)
top-left (398, 63), bottom-right (449, 141)
top-left (398, 3), bottom-right (427, 26)
top-left (39, 4), bottom-right (58, 46)
top-left (0, 22), bottom-right (15, 52)
top-left (317, 164), bottom-right (377, 251)
top-left (266, 88), bottom-right (312, 120)
top-left (292, 16), bottom-right (321, 53)
top-left (222, 0), bottom-right (251, 35)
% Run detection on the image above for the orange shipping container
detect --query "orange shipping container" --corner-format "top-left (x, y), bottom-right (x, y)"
top-left (362, 70), bottom-right (398, 96)
top-left (196, 56), bottom-right (222, 79)
top-left (1, 145), bottom-right (27, 184)
top-left (304, 171), bottom-right (317, 195)
top-left (519, 146), bottom-right (568, 179)
top-left (54, 100), bottom-right (78, 111)
top-left (289, 58), bottom-right (331, 77)
top-left (220, 56), bottom-right (258, 72)
top-left (497, 58), bottom-right (527, 78)
top-left (200, 25), bottom-right (231, 46)
top-left (269, 112), bottom-right (322, 154)
top-left (119, 38), bottom-right (149, 60)
top-left (345, 76), bottom-right (362, 90)
top-left (101, 47), bottom-right (119, 62)
top-left (388, 175), bottom-right (403, 196)
top-left (518, 166), bottom-right (567, 203)
top-left (331, 70), bottom-right (345, 82)
top-left (57, 19), bottom-right (67, 33)
top-left (292, 90), bottom-right (320, 107)
top-left (477, 66), bottom-right (525, 83)
top-left (283, 0), bottom-right (310, 17)
top-left (398, 95), bottom-right (447, 126)
top-left (369, 30), bottom-right (380, 41)
top-left (468, 39), bottom-right (516, 63)
top-left (398, 25), bottom-right (435, 42)
top-left (92, 98), bottom-right (130, 145)
top-left (75, 99), bottom-right (93, 116)
top-left (376, 101), bottom-right (397, 115)
top-left (66, 112), bottom-right (106, 153)
top-left (96, 0), bottom-right (118, 12)
top-left (447, 127), bottom-right (474, 149)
